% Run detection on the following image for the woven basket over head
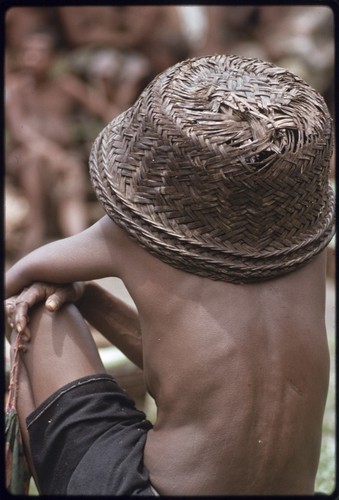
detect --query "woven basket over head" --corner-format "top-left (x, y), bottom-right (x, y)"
top-left (89, 54), bottom-right (335, 283)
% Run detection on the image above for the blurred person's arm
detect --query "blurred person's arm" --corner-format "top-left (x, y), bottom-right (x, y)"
top-left (58, 73), bottom-right (118, 122)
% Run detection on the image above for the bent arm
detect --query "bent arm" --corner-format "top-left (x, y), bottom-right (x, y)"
top-left (5, 215), bottom-right (144, 367)
top-left (5, 216), bottom-right (124, 299)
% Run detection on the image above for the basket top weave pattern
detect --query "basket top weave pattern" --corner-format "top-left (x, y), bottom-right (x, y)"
top-left (89, 54), bottom-right (335, 283)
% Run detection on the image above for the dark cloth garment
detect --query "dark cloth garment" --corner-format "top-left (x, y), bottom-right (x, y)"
top-left (26, 374), bottom-right (156, 496)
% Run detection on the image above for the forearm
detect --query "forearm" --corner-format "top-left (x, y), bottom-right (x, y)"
top-left (5, 239), bottom-right (99, 299)
top-left (5, 216), bottom-right (123, 299)
top-left (77, 282), bottom-right (143, 369)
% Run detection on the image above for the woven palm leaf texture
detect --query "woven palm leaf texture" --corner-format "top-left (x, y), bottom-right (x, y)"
top-left (89, 54), bottom-right (335, 283)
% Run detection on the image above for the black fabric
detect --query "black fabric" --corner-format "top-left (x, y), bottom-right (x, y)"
top-left (26, 374), bottom-right (156, 496)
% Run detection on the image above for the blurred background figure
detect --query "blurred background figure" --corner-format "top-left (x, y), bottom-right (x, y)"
top-left (5, 27), bottom-right (112, 257)
top-left (57, 6), bottom-right (190, 114)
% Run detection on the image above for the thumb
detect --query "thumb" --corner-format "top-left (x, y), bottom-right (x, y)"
top-left (45, 293), bottom-right (61, 311)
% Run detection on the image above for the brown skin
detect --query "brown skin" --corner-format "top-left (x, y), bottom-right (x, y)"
top-left (5, 215), bottom-right (329, 495)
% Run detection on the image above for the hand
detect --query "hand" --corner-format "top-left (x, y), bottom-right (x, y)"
top-left (5, 281), bottom-right (85, 341)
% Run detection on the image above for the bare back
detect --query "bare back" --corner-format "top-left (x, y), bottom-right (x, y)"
top-left (119, 235), bottom-right (329, 495)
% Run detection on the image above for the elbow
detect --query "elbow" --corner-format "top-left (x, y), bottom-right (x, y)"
top-left (5, 259), bottom-right (34, 299)
top-left (5, 268), bottom-right (24, 299)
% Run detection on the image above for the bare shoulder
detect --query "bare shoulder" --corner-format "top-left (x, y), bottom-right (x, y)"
top-left (121, 237), bottom-right (326, 321)
top-left (122, 244), bottom-right (327, 391)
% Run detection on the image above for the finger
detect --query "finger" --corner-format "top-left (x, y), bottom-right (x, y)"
top-left (45, 284), bottom-right (83, 311)
top-left (5, 297), bottom-right (21, 329)
top-left (20, 325), bottom-right (31, 342)
top-left (5, 307), bottom-right (15, 328)
top-left (5, 297), bottom-right (18, 317)
top-left (45, 292), bottom-right (62, 311)
top-left (14, 301), bottom-right (30, 333)
top-left (45, 286), bottom-right (72, 311)
top-left (5, 309), bottom-right (15, 330)
top-left (28, 282), bottom-right (54, 304)
top-left (14, 282), bottom-right (54, 314)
